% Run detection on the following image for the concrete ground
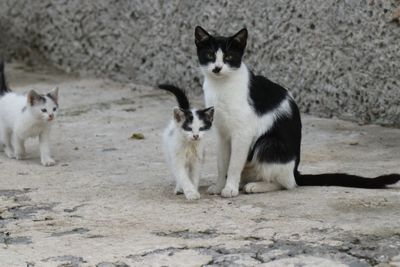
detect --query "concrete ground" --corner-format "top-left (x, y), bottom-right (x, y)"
top-left (0, 63), bottom-right (400, 267)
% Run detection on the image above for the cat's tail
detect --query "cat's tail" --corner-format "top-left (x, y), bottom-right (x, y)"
top-left (0, 61), bottom-right (11, 96)
top-left (295, 172), bottom-right (400, 189)
top-left (157, 84), bottom-right (190, 110)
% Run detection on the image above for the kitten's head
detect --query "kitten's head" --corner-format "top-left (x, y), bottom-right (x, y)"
top-left (173, 106), bottom-right (214, 141)
top-left (27, 88), bottom-right (59, 123)
top-left (195, 26), bottom-right (247, 78)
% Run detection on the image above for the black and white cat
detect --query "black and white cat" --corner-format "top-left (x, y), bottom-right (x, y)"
top-left (194, 26), bottom-right (400, 198)
top-left (0, 62), bottom-right (59, 166)
top-left (158, 84), bottom-right (214, 200)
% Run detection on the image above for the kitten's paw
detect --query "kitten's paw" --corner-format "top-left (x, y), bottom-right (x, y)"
top-left (207, 184), bottom-right (224, 195)
top-left (5, 148), bottom-right (15, 159)
top-left (41, 158), bottom-right (56, 167)
top-left (221, 186), bottom-right (239, 198)
top-left (184, 190), bottom-right (200, 200)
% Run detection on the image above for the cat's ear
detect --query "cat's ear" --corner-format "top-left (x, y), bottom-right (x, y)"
top-left (173, 107), bottom-right (185, 123)
top-left (203, 107), bottom-right (214, 122)
top-left (27, 90), bottom-right (43, 106)
top-left (48, 87), bottom-right (59, 104)
top-left (195, 26), bottom-right (211, 46)
top-left (232, 28), bottom-right (248, 49)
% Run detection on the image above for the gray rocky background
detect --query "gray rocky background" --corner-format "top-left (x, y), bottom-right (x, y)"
top-left (0, 0), bottom-right (399, 126)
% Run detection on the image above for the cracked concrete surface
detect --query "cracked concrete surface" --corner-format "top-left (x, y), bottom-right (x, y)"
top-left (0, 63), bottom-right (400, 266)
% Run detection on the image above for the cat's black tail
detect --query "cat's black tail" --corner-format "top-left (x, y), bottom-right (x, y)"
top-left (157, 84), bottom-right (190, 110)
top-left (0, 61), bottom-right (11, 96)
top-left (295, 172), bottom-right (400, 189)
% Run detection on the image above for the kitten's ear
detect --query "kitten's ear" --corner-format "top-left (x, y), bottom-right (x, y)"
top-left (232, 28), bottom-right (248, 49)
top-left (195, 26), bottom-right (211, 46)
top-left (203, 107), bottom-right (215, 122)
top-left (48, 87), bottom-right (59, 104)
top-left (173, 107), bottom-right (185, 123)
top-left (27, 90), bottom-right (42, 106)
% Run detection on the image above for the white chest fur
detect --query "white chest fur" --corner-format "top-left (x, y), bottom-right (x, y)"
top-left (203, 64), bottom-right (255, 138)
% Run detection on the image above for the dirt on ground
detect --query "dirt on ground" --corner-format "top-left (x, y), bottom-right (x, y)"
top-left (0, 63), bottom-right (399, 267)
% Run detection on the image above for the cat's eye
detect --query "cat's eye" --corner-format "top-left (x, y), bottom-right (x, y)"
top-left (53, 107), bottom-right (57, 111)
top-left (224, 55), bottom-right (233, 61)
top-left (41, 108), bottom-right (47, 113)
top-left (206, 52), bottom-right (214, 59)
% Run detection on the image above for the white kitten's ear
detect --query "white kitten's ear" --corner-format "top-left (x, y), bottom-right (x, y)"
top-left (203, 107), bottom-right (215, 122)
top-left (195, 26), bottom-right (211, 46)
top-left (48, 87), bottom-right (59, 104)
top-left (232, 28), bottom-right (248, 49)
top-left (173, 107), bottom-right (185, 123)
top-left (27, 90), bottom-right (43, 106)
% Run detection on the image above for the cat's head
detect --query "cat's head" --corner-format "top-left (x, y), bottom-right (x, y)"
top-left (173, 106), bottom-right (214, 141)
top-left (27, 88), bottom-right (59, 122)
top-left (195, 26), bottom-right (247, 78)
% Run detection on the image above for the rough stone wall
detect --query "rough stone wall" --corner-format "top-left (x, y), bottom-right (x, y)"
top-left (0, 0), bottom-right (399, 126)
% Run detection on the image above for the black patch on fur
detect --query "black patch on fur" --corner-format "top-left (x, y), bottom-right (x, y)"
top-left (248, 99), bottom-right (302, 169)
top-left (195, 27), bottom-right (247, 69)
top-left (181, 110), bottom-right (194, 131)
top-left (46, 93), bottom-right (59, 107)
top-left (248, 72), bottom-right (289, 116)
top-left (158, 84), bottom-right (190, 110)
top-left (0, 61), bottom-right (11, 96)
top-left (196, 107), bottom-right (214, 131)
top-left (30, 95), bottom-right (46, 106)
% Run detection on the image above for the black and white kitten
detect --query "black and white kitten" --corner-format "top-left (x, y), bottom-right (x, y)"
top-left (158, 84), bottom-right (214, 200)
top-left (195, 26), bottom-right (400, 198)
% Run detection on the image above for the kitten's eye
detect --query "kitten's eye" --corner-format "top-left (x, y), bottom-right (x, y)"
top-left (224, 55), bottom-right (233, 61)
top-left (53, 107), bottom-right (57, 111)
top-left (206, 52), bottom-right (214, 59)
top-left (41, 108), bottom-right (47, 113)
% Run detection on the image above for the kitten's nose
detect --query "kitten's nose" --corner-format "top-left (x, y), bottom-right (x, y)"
top-left (48, 114), bottom-right (54, 120)
top-left (193, 134), bottom-right (199, 140)
top-left (212, 66), bottom-right (222, 73)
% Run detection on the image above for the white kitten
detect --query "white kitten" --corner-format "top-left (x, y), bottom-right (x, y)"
top-left (158, 84), bottom-right (214, 200)
top-left (0, 62), bottom-right (59, 166)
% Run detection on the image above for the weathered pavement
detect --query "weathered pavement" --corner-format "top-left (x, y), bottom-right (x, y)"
top-left (0, 63), bottom-right (400, 267)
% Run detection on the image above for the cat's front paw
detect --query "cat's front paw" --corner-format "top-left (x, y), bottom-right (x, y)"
top-left (41, 157), bottom-right (56, 167)
top-left (221, 186), bottom-right (239, 198)
top-left (184, 190), bottom-right (200, 200)
top-left (207, 184), bottom-right (224, 195)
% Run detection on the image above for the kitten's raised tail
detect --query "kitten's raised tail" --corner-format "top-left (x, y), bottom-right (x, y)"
top-left (295, 172), bottom-right (400, 189)
top-left (157, 84), bottom-right (190, 110)
top-left (0, 61), bottom-right (11, 96)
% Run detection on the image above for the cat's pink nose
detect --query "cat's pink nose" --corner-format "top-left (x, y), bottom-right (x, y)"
top-left (193, 134), bottom-right (199, 140)
top-left (48, 114), bottom-right (54, 120)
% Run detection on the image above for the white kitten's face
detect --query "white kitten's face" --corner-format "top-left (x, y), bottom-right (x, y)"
top-left (28, 88), bottom-right (59, 123)
top-left (174, 107), bottom-right (214, 141)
